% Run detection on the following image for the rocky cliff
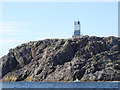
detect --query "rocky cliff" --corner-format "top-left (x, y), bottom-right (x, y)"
top-left (0, 36), bottom-right (120, 82)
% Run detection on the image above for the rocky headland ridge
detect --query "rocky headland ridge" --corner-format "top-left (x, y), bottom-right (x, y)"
top-left (0, 36), bottom-right (120, 82)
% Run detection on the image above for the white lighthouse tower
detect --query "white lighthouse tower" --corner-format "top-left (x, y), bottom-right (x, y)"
top-left (73, 20), bottom-right (81, 37)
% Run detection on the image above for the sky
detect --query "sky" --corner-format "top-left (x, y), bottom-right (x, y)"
top-left (0, 2), bottom-right (118, 57)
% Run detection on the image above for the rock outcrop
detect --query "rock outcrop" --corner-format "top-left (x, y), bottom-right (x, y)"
top-left (0, 36), bottom-right (120, 82)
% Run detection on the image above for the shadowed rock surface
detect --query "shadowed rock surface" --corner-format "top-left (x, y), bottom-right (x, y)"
top-left (0, 36), bottom-right (120, 82)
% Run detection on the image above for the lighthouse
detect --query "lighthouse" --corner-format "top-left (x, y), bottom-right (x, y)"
top-left (73, 20), bottom-right (81, 37)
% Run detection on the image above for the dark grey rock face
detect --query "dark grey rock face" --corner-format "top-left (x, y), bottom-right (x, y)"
top-left (0, 36), bottom-right (120, 82)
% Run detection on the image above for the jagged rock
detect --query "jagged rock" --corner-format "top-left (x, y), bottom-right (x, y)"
top-left (0, 36), bottom-right (120, 82)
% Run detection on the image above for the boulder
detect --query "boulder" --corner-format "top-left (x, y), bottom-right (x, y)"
top-left (0, 36), bottom-right (120, 82)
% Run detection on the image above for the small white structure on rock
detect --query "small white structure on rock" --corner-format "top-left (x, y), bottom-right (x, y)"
top-left (73, 20), bottom-right (81, 37)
